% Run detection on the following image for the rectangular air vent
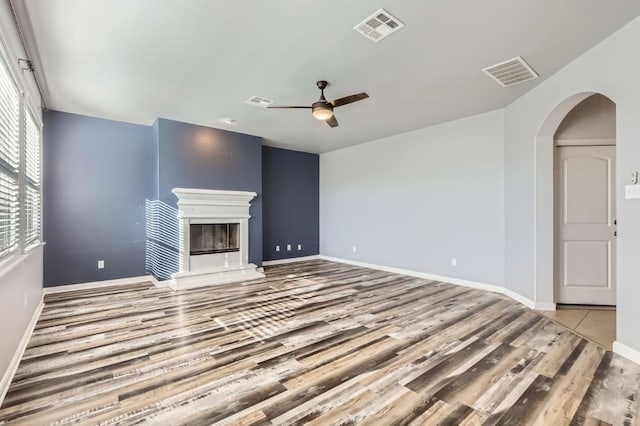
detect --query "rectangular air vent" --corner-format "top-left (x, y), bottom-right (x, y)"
top-left (245, 96), bottom-right (274, 107)
top-left (482, 56), bottom-right (539, 87)
top-left (354, 9), bottom-right (404, 42)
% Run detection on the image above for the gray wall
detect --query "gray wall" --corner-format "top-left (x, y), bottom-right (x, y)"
top-left (0, 0), bottom-right (44, 397)
top-left (262, 146), bottom-right (319, 261)
top-left (155, 118), bottom-right (263, 266)
top-left (320, 110), bottom-right (505, 286)
top-left (504, 16), bottom-right (640, 354)
top-left (555, 94), bottom-right (616, 140)
top-left (0, 247), bottom-right (43, 400)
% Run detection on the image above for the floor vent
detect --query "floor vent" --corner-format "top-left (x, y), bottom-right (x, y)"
top-left (482, 56), bottom-right (538, 87)
top-left (245, 96), bottom-right (274, 107)
top-left (354, 9), bottom-right (404, 42)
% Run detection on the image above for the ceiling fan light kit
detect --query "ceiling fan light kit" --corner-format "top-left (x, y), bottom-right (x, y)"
top-left (268, 80), bottom-right (368, 128)
top-left (312, 103), bottom-right (334, 121)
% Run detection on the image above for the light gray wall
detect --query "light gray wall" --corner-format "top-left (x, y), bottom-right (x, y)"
top-left (0, 248), bottom-right (43, 391)
top-left (504, 16), bottom-right (640, 352)
top-left (320, 109), bottom-right (505, 286)
top-left (555, 94), bottom-right (616, 141)
top-left (0, 0), bottom-right (44, 396)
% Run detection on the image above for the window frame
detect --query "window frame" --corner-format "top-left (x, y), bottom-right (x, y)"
top-left (23, 102), bottom-right (42, 250)
top-left (0, 32), bottom-right (43, 263)
top-left (0, 46), bottom-right (21, 259)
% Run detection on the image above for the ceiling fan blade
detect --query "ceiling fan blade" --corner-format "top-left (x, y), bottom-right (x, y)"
top-left (331, 92), bottom-right (369, 108)
top-left (267, 105), bottom-right (311, 109)
top-left (326, 115), bottom-right (339, 128)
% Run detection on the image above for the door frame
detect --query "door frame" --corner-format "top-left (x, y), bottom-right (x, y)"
top-left (533, 91), bottom-right (618, 307)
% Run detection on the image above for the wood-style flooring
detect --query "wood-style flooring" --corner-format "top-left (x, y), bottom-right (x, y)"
top-left (1, 260), bottom-right (639, 425)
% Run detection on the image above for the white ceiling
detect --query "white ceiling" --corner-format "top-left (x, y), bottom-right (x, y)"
top-left (17, 0), bottom-right (640, 153)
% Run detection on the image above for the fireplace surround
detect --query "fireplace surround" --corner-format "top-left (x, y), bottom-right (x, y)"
top-left (169, 188), bottom-right (264, 290)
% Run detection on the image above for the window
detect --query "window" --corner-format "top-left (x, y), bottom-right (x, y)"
top-left (0, 47), bottom-right (42, 260)
top-left (0, 56), bottom-right (20, 258)
top-left (24, 109), bottom-right (41, 246)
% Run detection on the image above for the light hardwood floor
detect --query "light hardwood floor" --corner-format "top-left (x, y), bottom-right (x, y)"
top-left (1, 260), bottom-right (639, 425)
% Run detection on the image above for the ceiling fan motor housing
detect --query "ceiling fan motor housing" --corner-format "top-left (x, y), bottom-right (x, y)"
top-left (312, 100), bottom-right (333, 114)
top-left (312, 100), bottom-right (334, 120)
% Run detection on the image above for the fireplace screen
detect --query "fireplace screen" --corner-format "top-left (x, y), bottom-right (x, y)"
top-left (190, 223), bottom-right (240, 255)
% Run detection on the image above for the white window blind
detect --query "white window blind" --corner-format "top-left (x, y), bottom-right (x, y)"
top-left (24, 110), bottom-right (41, 245)
top-left (0, 55), bottom-right (20, 257)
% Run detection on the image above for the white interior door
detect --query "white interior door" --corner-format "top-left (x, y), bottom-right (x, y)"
top-left (556, 145), bottom-right (616, 305)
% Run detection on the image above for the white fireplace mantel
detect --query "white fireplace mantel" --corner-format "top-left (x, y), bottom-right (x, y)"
top-left (169, 188), bottom-right (264, 290)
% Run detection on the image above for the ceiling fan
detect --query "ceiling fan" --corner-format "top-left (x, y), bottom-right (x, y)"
top-left (268, 80), bottom-right (369, 128)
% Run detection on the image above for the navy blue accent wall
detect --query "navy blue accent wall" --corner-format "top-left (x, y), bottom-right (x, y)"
top-left (151, 120), bottom-right (160, 199)
top-left (43, 111), bottom-right (154, 286)
top-left (155, 118), bottom-right (263, 266)
top-left (43, 112), bottom-right (316, 285)
top-left (262, 146), bottom-right (319, 261)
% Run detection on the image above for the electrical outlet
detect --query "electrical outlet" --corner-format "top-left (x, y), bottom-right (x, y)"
top-left (275, 245), bottom-right (280, 252)
top-left (352, 246), bottom-right (357, 252)
top-left (451, 258), bottom-right (457, 266)
top-left (98, 260), bottom-right (105, 269)
top-left (287, 244), bottom-right (291, 251)
top-left (297, 244), bottom-right (302, 251)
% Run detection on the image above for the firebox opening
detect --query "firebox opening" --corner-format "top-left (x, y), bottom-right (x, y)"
top-left (190, 223), bottom-right (240, 255)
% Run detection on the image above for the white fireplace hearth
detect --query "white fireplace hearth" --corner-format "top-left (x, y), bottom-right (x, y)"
top-left (169, 188), bottom-right (264, 290)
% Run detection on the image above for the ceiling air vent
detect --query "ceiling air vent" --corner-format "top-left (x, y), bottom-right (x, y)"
top-left (245, 96), bottom-right (274, 107)
top-left (354, 9), bottom-right (404, 42)
top-left (482, 56), bottom-right (539, 87)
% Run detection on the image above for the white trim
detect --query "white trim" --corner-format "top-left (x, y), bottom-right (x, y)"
top-left (0, 298), bottom-right (43, 406)
top-left (318, 255), bottom-right (555, 311)
top-left (613, 341), bottom-right (640, 365)
top-left (555, 138), bottom-right (616, 147)
top-left (502, 288), bottom-right (555, 311)
top-left (168, 265), bottom-right (264, 290)
top-left (319, 255), bottom-right (503, 292)
top-left (43, 275), bottom-right (160, 294)
top-left (532, 301), bottom-right (557, 311)
top-left (262, 255), bottom-right (321, 266)
top-left (172, 188), bottom-right (257, 206)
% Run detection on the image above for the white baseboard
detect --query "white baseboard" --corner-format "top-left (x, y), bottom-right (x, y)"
top-left (532, 301), bottom-right (557, 311)
top-left (43, 275), bottom-right (160, 294)
top-left (262, 255), bottom-right (321, 266)
top-left (317, 255), bottom-right (552, 311)
top-left (500, 289), bottom-right (555, 311)
top-left (0, 298), bottom-right (44, 406)
top-left (319, 255), bottom-right (503, 292)
top-left (613, 341), bottom-right (640, 365)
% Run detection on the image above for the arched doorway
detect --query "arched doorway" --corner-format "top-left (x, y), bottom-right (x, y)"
top-left (554, 94), bottom-right (616, 305)
top-left (534, 92), bottom-right (617, 346)
top-left (534, 92), bottom-right (617, 305)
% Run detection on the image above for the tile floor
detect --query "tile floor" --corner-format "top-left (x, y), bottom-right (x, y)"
top-left (541, 306), bottom-right (616, 349)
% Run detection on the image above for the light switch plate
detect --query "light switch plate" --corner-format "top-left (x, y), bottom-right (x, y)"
top-left (625, 184), bottom-right (640, 199)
